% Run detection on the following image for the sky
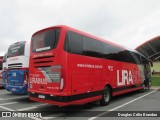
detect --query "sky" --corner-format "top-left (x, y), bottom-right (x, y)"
top-left (0, 0), bottom-right (160, 56)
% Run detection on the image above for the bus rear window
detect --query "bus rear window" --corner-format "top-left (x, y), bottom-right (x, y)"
top-left (32, 29), bottom-right (60, 52)
top-left (8, 42), bottom-right (25, 58)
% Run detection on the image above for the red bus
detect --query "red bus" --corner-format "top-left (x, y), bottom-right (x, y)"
top-left (29, 25), bottom-right (151, 106)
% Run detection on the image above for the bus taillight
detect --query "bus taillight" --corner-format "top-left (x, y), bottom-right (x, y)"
top-left (23, 71), bottom-right (28, 85)
top-left (60, 78), bottom-right (64, 90)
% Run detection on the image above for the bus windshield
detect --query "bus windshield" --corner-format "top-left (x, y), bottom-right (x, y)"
top-left (8, 42), bottom-right (26, 58)
top-left (32, 29), bottom-right (60, 52)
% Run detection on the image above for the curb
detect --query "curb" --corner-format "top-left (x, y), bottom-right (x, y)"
top-left (151, 86), bottom-right (160, 90)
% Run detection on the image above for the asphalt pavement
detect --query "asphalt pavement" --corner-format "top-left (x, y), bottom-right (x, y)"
top-left (0, 87), bottom-right (159, 120)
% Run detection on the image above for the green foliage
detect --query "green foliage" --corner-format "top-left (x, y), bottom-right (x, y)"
top-left (151, 77), bottom-right (160, 86)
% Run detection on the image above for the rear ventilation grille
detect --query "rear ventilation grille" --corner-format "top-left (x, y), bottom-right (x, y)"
top-left (8, 63), bottom-right (22, 68)
top-left (33, 55), bottom-right (54, 66)
top-left (34, 61), bottom-right (53, 64)
top-left (33, 56), bottom-right (54, 60)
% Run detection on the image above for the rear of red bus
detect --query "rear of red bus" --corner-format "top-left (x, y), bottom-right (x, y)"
top-left (28, 26), bottom-right (72, 106)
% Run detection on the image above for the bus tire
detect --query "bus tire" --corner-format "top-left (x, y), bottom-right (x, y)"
top-left (100, 86), bottom-right (111, 106)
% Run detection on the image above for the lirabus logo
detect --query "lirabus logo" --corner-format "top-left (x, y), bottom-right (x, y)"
top-left (117, 70), bottom-right (133, 86)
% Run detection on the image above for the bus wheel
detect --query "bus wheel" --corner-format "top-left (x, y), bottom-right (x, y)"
top-left (100, 86), bottom-right (111, 106)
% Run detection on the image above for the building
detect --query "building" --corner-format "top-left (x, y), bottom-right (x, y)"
top-left (136, 36), bottom-right (160, 75)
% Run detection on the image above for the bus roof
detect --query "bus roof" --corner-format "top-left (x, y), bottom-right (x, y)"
top-left (9, 41), bottom-right (26, 46)
top-left (32, 25), bottom-right (134, 52)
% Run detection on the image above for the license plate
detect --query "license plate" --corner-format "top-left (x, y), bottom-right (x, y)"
top-left (12, 88), bottom-right (16, 91)
top-left (38, 94), bottom-right (45, 99)
top-left (12, 73), bottom-right (16, 77)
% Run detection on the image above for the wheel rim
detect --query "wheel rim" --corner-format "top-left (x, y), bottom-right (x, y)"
top-left (104, 90), bottom-right (109, 102)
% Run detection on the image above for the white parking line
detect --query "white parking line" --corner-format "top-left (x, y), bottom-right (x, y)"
top-left (0, 92), bottom-right (9, 94)
top-left (41, 117), bottom-right (56, 120)
top-left (18, 106), bottom-right (38, 111)
top-left (35, 103), bottom-right (47, 107)
top-left (88, 89), bottom-right (157, 120)
top-left (0, 105), bottom-right (14, 111)
top-left (30, 117), bottom-right (43, 120)
top-left (17, 103), bottom-right (47, 111)
top-left (0, 102), bottom-right (18, 106)
top-left (0, 96), bottom-right (28, 101)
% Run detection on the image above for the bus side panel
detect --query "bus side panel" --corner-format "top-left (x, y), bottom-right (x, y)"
top-left (68, 54), bottom-right (92, 95)
top-left (102, 59), bottom-right (122, 90)
top-left (90, 58), bottom-right (103, 92)
top-left (68, 53), bottom-right (107, 96)
top-left (71, 74), bottom-right (91, 94)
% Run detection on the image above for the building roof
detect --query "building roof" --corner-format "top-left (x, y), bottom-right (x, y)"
top-left (136, 36), bottom-right (160, 61)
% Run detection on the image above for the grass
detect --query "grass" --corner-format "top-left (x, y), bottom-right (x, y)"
top-left (151, 77), bottom-right (160, 86)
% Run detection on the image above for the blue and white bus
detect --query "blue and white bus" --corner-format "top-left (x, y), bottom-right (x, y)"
top-left (2, 53), bottom-right (7, 89)
top-left (7, 41), bottom-right (30, 94)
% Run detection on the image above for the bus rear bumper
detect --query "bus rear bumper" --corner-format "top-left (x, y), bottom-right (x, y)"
top-left (29, 97), bottom-right (70, 106)
top-left (7, 85), bottom-right (28, 94)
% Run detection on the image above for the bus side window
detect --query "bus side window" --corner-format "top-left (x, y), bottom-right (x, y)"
top-left (102, 43), bottom-right (122, 59)
top-left (64, 31), bottom-right (83, 55)
top-left (83, 37), bottom-right (102, 58)
top-left (129, 52), bottom-right (141, 64)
